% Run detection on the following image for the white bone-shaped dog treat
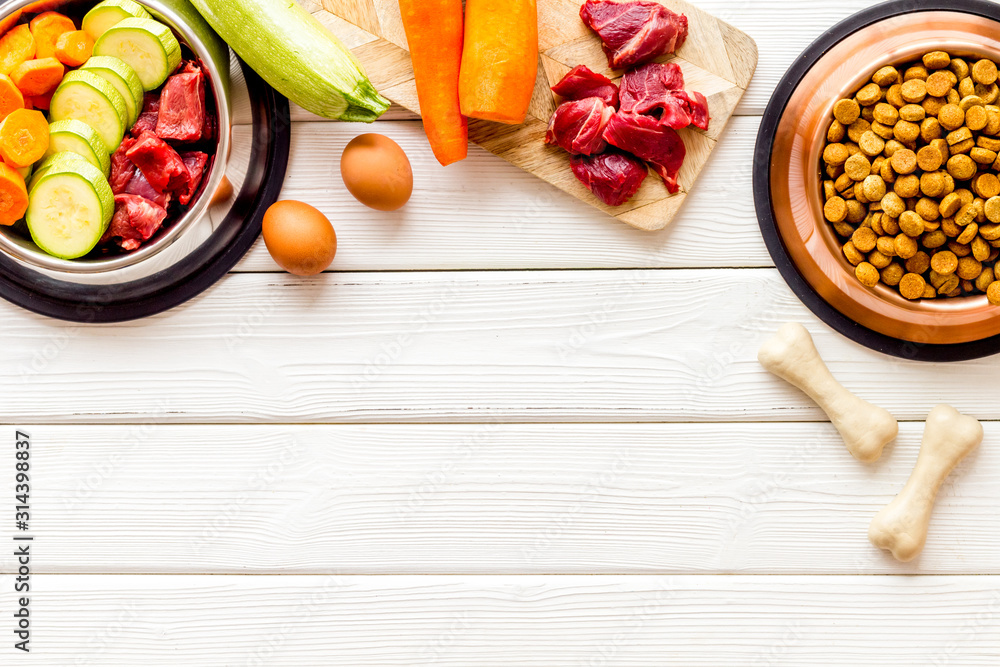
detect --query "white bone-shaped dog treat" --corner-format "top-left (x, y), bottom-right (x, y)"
top-left (869, 404), bottom-right (983, 562)
top-left (757, 322), bottom-right (897, 462)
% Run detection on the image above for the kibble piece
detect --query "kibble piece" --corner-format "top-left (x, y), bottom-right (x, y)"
top-left (942, 172), bottom-right (956, 196)
top-left (957, 222), bottom-right (980, 245)
top-left (882, 191), bottom-right (906, 217)
top-left (824, 143), bottom-right (850, 166)
top-left (882, 215), bottom-right (900, 235)
top-left (916, 144), bottom-right (944, 171)
top-left (973, 235), bottom-right (992, 261)
top-left (883, 139), bottom-right (904, 158)
top-left (901, 78), bottom-right (927, 103)
top-left (938, 192), bottom-right (962, 217)
top-left (988, 281), bottom-right (1000, 305)
top-left (949, 241), bottom-right (973, 256)
top-left (948, 88), bottom-right (962, 105)
top-left (923, 230), bottom-right (947, 248)
top-left (882, 262), bottom-right (905, 286)
top-left (987, 108), bottom-right (1000, 135)
top-left (906, 251), bottom-right (931, 274)
top-left (843, 241), bottom-right (865, 265)
top-left (899, 272), bottom-right (927, 299)
top-left (950, 138), bottom-right (975, 155)
top-left (947, 154), bottom-right (977, 180)
top-left (976, 265), bottom-right (995, 291)
top-left (978, 136), bottom-right (1000, 151)
top-left (868, 250), bottom-right (892, 270)
top-left (946, 127), bottom-right (973, 146)
top-left (899, 104), bottom-right (926, 122)
top-left (872, 65), bottom-right (899, 87)
top-left (835, 173), bottom-right (854, 194)
top-left (845, 199), bottom-right (867, 224)
top-left (960, 77), bottom-right (977, 98)
top-left (857, 82), bottom-right (883, 106)
top-left (967, 104), bottom-right (989, 131)
top-left (880, 159), bottom-right (896, 183)
top-left (920, 117), bottom-right (942, 143)
top-left (959, 94), bottom-right (983, 112)
top-left (893, 174), bottom-right (920, 198)
top-left (898, 211), bottom-right (925, 238)
top-left (924, 51), bottom-right (951, 70)
top-left (824, 196), bottom-right (847, 223)
top-left (873, 102), bottom-right (899, 125)
top-left (852, 225), bottom-right (878, 252)
top-left (957, 256), bottom-right (983, 280)
top-left (915, 197), bottom-right (940, 221)
top-left (894, 232), bottom-right (919, 258)
top-left (951, 58), bottom-right (971, 79)
top-left (981, 223), bottom-right (1000, 241)
top-left (904, 65), bottom-right (928, 82)
top-left (834, 98), bottom-right (861, 125)
top-left (862, 174), bottom-right (887, 201)
top-left (920, 171), bottom-right (947, 197)
top-left (973, 59), bottom-right (999, 85)
top-left (876, 235), bottom-right (897, 256)
top-left (844, 152), bottom-right (872, 181)
top-left (931, 250), bottom-right (959, 274)
top-left (923, 96), bottom-right (947, 118)
top-left (938, 103), bottom-right (965, 130)
top-left (827, 120), bottom-right (846, 143)
top-left (893, 120), bottom-right (921, 143)
top-left (936, 274), bottom-right (960, 295)
top-left (858, 131), bottom-right (885, 156)
top-left (871, 121), bottom-right (895, 140)
top-left (955, 202), bottom-right (977, 226)
top-left (985, 196), bottom-right (1000, 222)
top-left (925, 70), bottom-right (954, 97)
top-left (974, 173), bottom-right (1000, 198)
top-left (847, 119), bottom-right (871, 143)
top-left (977, 83), bottom-right (1000, 105)
top-left (832, 222), bottom-right (854, 237)
top-left (855, 261), bottom-right (880, 287)
top-left (942, 217), bottom-right (962, 237)
top-left (971, 146), bottom-right (999, 164)
top-left (890, 148), bottom-right (917, 174)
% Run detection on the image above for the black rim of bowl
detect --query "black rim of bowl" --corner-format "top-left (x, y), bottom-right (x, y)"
top-left (754, 0), bottom-right (1000, 362)
top-left (0, 58), bottom-right (290, 324)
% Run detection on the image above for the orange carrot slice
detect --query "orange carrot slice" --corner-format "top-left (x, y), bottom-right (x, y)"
top-left (0, 73), bottom-right (24, 121)
top-left (0, 11), bottom-right (23, 39)
top-left (28, 90), bottom-right (52, 111)
top-left (54, 29), bottom-right (93, 67)
top-left (29, 11), bottom-right (75, 60)
top-left (0, 25), bottom-right (35, 76)
top-left (0, 162), bottom-right (28, 226)
top-left (11, 57), bottom-right (63, 96)
top-left (0, 108), bottom-right (49, 168)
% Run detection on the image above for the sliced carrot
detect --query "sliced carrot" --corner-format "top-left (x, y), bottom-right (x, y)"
top-left (0, 11), bottom-right (23, 39)
top-left (399, 0), bottom-right (468, 166)
top-left (28, 90), bottom-right (51, 111)
top-left (21, 96), bottom-right (31, 110)
top-left (0, 108), bottom-right (48, 168)
top-left (0, 73), bottom-right (24, 121)
top-left (11, 57), bottom-right (63, 96)
top-left (0, 25), bottom-right (35, 76)
top-left (29, 11), bottom-right (75, 60)
top-left (54, 29), bottom-right (93, 67)
top-left (0, 162), bottom-right (28, 226)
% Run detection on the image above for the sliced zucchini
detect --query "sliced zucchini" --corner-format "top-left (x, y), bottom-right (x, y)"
top-left (27, 156), bottom-right (115, 260)
top-left (94, 18), bottom-right (181, 90)
top-left (49, 70), bottom-right (127, 152)
top-left (44, 120), bottom-right (112, 176)
top-left (28, 152), bottom-right (91, 193)
top-left (82, 0), bottom-right (152, 41)
top-left (81, 56), bottom-right (144, 127)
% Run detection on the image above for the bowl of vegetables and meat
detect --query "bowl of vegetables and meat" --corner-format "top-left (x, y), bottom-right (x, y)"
top-left (0, 0), bottom-right (230, 273)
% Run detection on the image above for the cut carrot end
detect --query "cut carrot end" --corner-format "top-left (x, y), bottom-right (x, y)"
top-left (0, 161), bottom-right (28, 226)
top-left (0, 24), bottom-right (36, 76)
top-left (11, 56), bottom-right (64, 96)
top-left (54, 30), bottom-right (93, 67)
top-left (0, 107), bottom-right (49, 168)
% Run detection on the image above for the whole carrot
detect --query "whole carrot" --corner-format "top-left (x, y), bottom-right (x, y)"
top-left (459, 0), bottom-right (538, 125)
top-left (399, 0), bottom-right (467, 166)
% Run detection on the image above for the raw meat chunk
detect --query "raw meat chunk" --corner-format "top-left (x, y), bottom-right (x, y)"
top-left (551, 65), bottom-right (620, 108)
top-left (109, 136), bottom-right (137, 194)
top-left (126, 131), bottom-right (190, 193)
top-left (125, 169), bottom-right (172, 209)
top-left (619, 63), bottom-right (709, 130)
top-left (580, 0), bottom-right (688, 69)
top-left (131, 93), bottom-right (160, 137)
top-left (155, 61), bottom-right (205, 142)
top-left (570, 149), bottom-right (648, 206)
top-left (177, 151), bottom-right (209, 206)
top-left (101, 194), bottom-right (168, 251)
top-left (545, 97), bottom-right (615, 155)
top-left (603, 112), bottom-right (686, 193)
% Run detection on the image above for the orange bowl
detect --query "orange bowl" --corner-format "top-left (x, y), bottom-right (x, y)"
top-left (756, 0), bottom-right (1000, 360)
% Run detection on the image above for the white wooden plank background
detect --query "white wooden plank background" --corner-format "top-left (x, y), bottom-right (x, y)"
top-left (7, 0), bottom-right (1000, 663)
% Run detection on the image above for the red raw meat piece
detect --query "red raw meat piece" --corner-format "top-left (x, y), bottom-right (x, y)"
top-left (177, 151), bottom-right (209, 206)
top-left (545, 97), bottom-right (614, 155)
top-left (551, 65), bottom-right (620, 108)
top-left (570, 149), bottom-right (648, 206)
top-left (156, 61), bottom-right (205, 142)
top-left (109, 136), bottom-right (137, 194)
top-left (603, 112), bottom-right (686, 193)
top-left (580, 0), bottom-right (688, 69)
top-left (101, 194), bottom-right (168, 251)
top-left (125, 169), bottom-right (172, 209)
top-left (619, 63), bottom-right (709, 130)
top-left (131, 93), bottom-right (160, 137)
top-left (126, 131), bottom-right (190, 194)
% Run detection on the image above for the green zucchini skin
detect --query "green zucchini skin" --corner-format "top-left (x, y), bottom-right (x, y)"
top-left (189, 0), bottom-right (389, 122)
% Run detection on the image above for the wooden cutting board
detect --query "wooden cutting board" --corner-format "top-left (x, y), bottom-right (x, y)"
top-left (318, 0), bottom-right (757, 231)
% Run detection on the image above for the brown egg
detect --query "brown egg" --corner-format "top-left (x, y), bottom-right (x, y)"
top-left (262, 200), bottom-right (337, 276)
top-left (340, 133), bottom-right (413, 211)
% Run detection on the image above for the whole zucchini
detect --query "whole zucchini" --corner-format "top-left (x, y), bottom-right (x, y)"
top-left (189, 0), bottom-right (390, 122)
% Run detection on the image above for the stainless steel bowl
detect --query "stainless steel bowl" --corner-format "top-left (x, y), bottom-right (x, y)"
top-left (0, 0), bottom-right (231, 275)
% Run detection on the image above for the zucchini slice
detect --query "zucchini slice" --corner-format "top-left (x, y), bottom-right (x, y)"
top-left (49, 70), bottom-right (128, 153)
top-left (44, 119), bottom-right (112, 176)
top-left (81, 56), bottom-right (144, 127)
top-left (27, 155), bottom-right (115, 260)
top-left (29, 152), bottom-right (91, 193)
top-left (82, 0), bottom-right (153, 41)
top-left (94, 18), bottom-right (181, 91)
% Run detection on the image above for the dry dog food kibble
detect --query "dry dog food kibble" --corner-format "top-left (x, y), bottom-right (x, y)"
top-left (822, 51), bottom-right (1000, 301)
